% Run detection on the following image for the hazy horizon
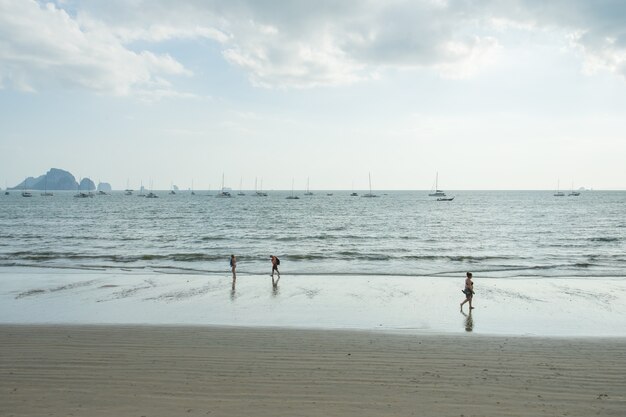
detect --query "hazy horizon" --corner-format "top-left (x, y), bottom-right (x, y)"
top-left (1, 1), bottom-right (625, 190)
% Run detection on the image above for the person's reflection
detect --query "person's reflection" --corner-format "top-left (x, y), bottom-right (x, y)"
top-left (271, 276), bottom-right (280, 297)
top-left (461, 310), bottom-right (474, 332)
top-left (230, 276), bottom-right (237, 301)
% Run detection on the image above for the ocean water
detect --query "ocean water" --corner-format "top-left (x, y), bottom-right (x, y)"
top-left (1, 190), bottom-right (625, 279)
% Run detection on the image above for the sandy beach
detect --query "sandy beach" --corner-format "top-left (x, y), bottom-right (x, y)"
top-left (1, 324), bottom-right (625, 417)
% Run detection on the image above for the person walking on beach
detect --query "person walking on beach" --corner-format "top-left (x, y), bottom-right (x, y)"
top-left (270, 255), bottom-right (280, 279)
top-left (460, 272), bottom-right (475, 310)
top-left (230, 254), bottom-right (237, 279)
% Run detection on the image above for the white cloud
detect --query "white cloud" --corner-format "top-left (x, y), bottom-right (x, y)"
top-left (2, 0), bottom-right (626, 93)
top-left (0, 0), bottom-right (191, 96)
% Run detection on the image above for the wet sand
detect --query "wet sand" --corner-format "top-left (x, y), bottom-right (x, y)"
top-left (2, 270), bottom-right (626, 336)
top-left (1, 325), bottom-right (625, 417)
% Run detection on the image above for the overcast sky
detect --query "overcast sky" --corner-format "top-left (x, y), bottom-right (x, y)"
top-left (1, 0), bottom-right (625, 190)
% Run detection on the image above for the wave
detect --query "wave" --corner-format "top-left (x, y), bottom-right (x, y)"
top-left (1, 251), bottom-right (231, 263)
top-left (589, 237), bottom-right (620, 242)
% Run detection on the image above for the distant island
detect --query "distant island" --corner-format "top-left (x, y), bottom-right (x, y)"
top-left (10, 168), bottom-right (102, 191)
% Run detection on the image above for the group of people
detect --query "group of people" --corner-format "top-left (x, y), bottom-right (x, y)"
top-left (230, 254), bottom-right (280, 281)
top-left (229, 254), bottom-right (475, 310)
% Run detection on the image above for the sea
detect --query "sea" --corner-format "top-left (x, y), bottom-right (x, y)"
top-left (1, 190), bottom-right (625, 279)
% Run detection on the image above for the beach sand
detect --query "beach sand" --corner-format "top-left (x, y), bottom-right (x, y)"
top-left (1, 325), bottom-right (625, 417)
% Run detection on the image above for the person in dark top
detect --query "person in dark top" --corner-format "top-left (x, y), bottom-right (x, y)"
top-left (460, 272), bottom-right (475, 310)
top-left (270, 255), bottom-right (280, 279)
top-left (230, 254), bottom-right (237, 279)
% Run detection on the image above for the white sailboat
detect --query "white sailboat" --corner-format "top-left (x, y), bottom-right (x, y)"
top-left (554, 180), bottom-right (565, 197)
top-left (350, 180), bottom-right (358, 196)
top-left (137, 181), bottom-right (146, 197)
top-left (40, 172), bottom-right (53, 196)
top-left (254, 177), bottom-right (267, 197)
top-left (286, 178), bottom-right (300, 199)
top-left (124, 178), bottom-right (133, 195)
top-left (362, 173), bottom-right (378, 198)
top-left (238, 178), bottom-right (245, 196)
top-left (304, 178), bottom-right (313, 196)
top-left (74, 177), bottom-right (93, 198)
top-left (145, 180), bottom-right (158, 198)
top-left (428, 172), bottom-right (446, 197)
top-left (216, 174), bottom-right (232, 198)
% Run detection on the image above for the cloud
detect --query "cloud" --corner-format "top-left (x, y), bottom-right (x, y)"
top-left (472, 0), bottom-right (626, 80)
top-left (0, 0), bottom-right (191, 96)
top-left (1, 0), bottom-right (625, 94)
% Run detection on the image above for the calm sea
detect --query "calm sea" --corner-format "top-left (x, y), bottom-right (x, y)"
top-left (1, 190), bottom-right (624, 279)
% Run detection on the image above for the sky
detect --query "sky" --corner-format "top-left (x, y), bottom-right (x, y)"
top-left (1, 0), bottom-right (625, 190)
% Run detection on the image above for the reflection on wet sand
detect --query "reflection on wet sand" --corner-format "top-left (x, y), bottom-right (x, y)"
top-left (272, 276), bottom-right (280, 297)
top-left (230, 277), bottom-right (236, 301)
top-left (461, 310), bottom-right (474, 332)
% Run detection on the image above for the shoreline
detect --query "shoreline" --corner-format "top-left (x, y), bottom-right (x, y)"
top-left (2, 324), bottom-right (625, 417)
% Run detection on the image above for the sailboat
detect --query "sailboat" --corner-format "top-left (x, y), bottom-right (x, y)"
top-left (40, 172), bottom-right (53, 196)
top-left (286, 179), bottom-right (300, 199)
top-left (568, 182), bottom-right (580, 196)
top-left (216, 174), bottom-right (232, 198)
top-left (304, 178), bottom-right (313, 196)
top-left (554, 180), bottom-right (565, 197)
top-left (254, 177), bottom-right (267, 197)
top-left (137, 181), bottom-right (146, 197)
top-left (237, 178), bottom-right (245, 196)
top-left (145, 180), bottom-right (158, 198)
top-left (124, 178), bottom-right (133, 195)
top-left (169, 182), bottom-right (176, 195)
top-left (428, 172), bottom-right (446, 197)
top-left (350, 180), bottom-right (358, 196)
top-left (74, 177), bottom-right (93, 198)
top-left (362, 173), bottom-right (378, 198)
top-left (191, 180), bottom-right (195, 195)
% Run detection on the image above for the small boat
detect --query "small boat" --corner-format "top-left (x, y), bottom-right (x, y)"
top-left (4, 191), bottom-right (8, 195)
top-left (41, 174), bottom-right (53, 196)
top-left (554, 180), bottom-right (565, 197)
top-left (169, 190), bottom-right (176, 195)
top-left (437, 196), bottom-right (454, 201)
top-left (21, 191), bottom-right (33, 197)
top-left (429, 172), bottom-right (446, 197)
top-left (215, 173), bottom-right (232, 198)
top-left (74, 192), bottom-right (93, 198)
top-left (362, 173), bottom-right (378, 198)
top-left (137, 182), bottom-right (146, 197)
top-left (216, 174), bottom-right (232, 198)
top-left (252, 178), bottom-right (268, 196)
top-left (286, 179), bottom-right (300, 199)
top-left (326, 193), bottom-right (333, 196)
top-left (145, 192), bottom-right (159, 198)
top-left (237, 178), bottom-right (245, 196)
top-left (304, 178), bottom-right (313, 196)
top-left (97, 191), bottom-right (108, 196)
top-left (350, 192), bottom-right (358, 196)
top-left (568, 182), bottom-right (580, 196)
top-left (124, 179), bottom-right (133, 195)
